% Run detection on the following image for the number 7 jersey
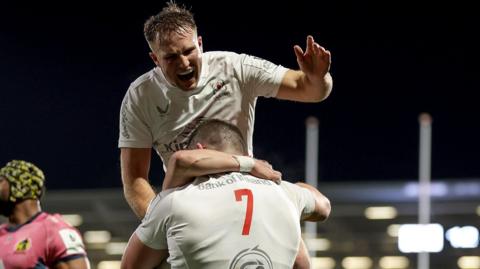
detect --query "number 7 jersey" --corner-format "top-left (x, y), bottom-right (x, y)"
top-left (136, 172), bottom-right (316, 269)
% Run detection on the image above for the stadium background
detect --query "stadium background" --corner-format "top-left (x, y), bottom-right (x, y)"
top-left (1, 1), bottom-right (479, 268)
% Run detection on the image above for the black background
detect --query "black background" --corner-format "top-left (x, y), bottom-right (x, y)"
top-left (1, 1), bottom-right (478, 189)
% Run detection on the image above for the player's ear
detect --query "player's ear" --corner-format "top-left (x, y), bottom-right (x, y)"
top-left (149, 52), bottom-right (160, 66)
top-left (197, 36), bottom-right (203, 53)
top-left (196, 143), bottom-right (206, 149)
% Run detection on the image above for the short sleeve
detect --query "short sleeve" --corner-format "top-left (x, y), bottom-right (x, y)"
top-left (47, 216), bottom-right (86, 264)
top-left (135, 190), bottom-right (175, 250)
top-left (239, 54), bottom-right (288, 98)
top-left (280, 182), bottom-right (316, 219)
top-left (118, 87), bottom-right (153, 148)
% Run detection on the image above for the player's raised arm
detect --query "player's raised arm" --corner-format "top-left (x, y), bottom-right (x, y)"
top-left (276, 35), bottom-right (333, 102)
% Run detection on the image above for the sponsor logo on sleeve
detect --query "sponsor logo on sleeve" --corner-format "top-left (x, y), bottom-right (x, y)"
top-left (244, 56), bottom-right (276, 74)
top-left (59, 229), bottom-right (85, 255)
top-left (120, 95), bottom-right (131, 139)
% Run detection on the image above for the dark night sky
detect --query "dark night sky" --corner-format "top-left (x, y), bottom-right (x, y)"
top-left (1, 1), bottom-right (479, 189)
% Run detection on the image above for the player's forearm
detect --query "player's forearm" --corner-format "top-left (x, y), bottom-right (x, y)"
top-left (163, 149), bottom-right (239, 189)
top-left (301, 71), bottom-right (333, 102)
top-left (176, 149), bottom-right (240, 175)
top-left (277, 70), bottom-right (332, 102)
top-left (120, 148), bottom-right (154, 218)
top-left (295, 182), bottom-right (331, 222)
top-left (123, 178), bottom-right (156, 219)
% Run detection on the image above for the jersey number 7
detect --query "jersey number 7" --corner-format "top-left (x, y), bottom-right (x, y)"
top-left (234, 189), bottom-right (254, 236)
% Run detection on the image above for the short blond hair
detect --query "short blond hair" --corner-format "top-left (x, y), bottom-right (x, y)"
top-left (144, 1), bottom-right (196, 47)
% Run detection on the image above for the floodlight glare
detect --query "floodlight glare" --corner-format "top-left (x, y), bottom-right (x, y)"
top-left (446, 226), bottom-right (479, 248)
top-left (398, 224), bottom-right (444, 253)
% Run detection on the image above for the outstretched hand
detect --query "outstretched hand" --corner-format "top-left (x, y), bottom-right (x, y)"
top-left (250, 159), bottom-right (282, 184)
top-left (294, 35), bottom-right (331, 84)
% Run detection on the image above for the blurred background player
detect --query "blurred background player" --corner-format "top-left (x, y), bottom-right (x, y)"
top-left (0, 160), bottom-right (90, 269)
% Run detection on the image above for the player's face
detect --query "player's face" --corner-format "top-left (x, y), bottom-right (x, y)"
top-left (151, 29), bottom-right (203, 91)
top-left (0, 176), bottom-right (13, 216)
top-left (0, 177), bottom-right (8, 201)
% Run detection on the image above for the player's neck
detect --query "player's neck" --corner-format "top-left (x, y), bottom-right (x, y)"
top-left (9, 200), bottom-right (42, 226)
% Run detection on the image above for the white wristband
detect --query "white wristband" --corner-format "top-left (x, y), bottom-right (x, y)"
top-left (233, 155), bottom-right (255, 172)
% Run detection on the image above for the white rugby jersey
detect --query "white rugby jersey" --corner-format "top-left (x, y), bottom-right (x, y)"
top-left (118, 51), bottom-right (288, 166)
top-left (136, 173), bottom-right (316, 269)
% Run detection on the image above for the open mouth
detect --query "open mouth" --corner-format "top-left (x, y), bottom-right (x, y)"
top-left (177, 68), bottom-right (195, 81)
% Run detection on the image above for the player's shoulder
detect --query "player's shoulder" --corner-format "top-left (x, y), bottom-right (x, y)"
top-left (42, 213), bottom-right (87, 257)
top-left (42, 213), bottom-right (76, 230)
top-left (127, 68), bottom-right (165, 95)
top-left (143, 188), bottom-right (178, 221)
top-left (130, 67), bottom-right (156, 85)
top-left (279, 180), bottom-right (296, 188)
top-left (279, 180), bottom-right (303, 192)
top-left (203, 51), bottom-right (244, 63)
